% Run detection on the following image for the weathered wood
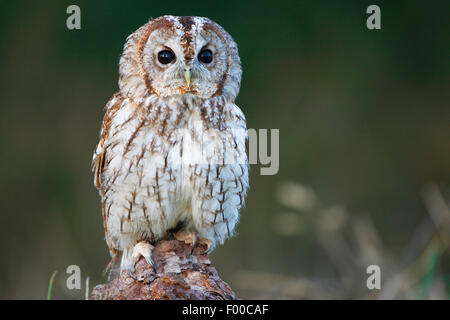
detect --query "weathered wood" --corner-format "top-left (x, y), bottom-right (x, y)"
top-left (91, 239), bottom-right (238, 300)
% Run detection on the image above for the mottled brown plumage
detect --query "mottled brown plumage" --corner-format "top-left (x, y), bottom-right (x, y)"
top-left (92, 16), bottom-right (248, 277)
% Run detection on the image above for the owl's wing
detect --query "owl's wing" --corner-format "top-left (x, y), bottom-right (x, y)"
top-left (92, 93), bottom-right (123, 267)
top-left (92, 93), bottom-right (123, 191)
top-left (93, 148), bottom-right (106, 190)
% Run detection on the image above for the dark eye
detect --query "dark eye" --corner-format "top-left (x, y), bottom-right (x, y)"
top-left (198, 49), bottom-right (213, 64)
top-left (158, 50), bottom-right (175, 64)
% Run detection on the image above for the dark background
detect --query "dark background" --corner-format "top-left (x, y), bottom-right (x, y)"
top-left (0, 0), bottom-right (449, 299)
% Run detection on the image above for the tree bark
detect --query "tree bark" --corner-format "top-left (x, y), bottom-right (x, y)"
top-left (91, 239), bottom-right (238, 300)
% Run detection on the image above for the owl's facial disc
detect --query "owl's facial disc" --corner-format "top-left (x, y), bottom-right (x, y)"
top-left (140, 19), bottom-right (233, 99)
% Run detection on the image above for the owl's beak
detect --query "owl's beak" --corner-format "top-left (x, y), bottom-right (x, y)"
top-left (184, 67), bottom-right (191, 87)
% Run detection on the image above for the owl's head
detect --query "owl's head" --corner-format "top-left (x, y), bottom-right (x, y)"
top-left (118, 16), bottom-right (241, 102)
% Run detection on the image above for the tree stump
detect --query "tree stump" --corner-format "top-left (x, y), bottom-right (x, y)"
top-left (91, 239), bottom-right (238, 300)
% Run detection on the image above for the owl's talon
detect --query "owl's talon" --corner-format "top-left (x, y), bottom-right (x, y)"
top-left (122, 241), bottom-right (156, 278)
top-left (127, 267), bottom-right (137, 280)
top-left (174, 230), bottom-right (214, 255)
top-left (144, 255), bottom-right (156, 272)
top-left (174, 230), bottom-right (197, 254)
top-left (198, 237), bottom-right (213, 254)
top-left (133, 241), bottom-right (155, 270)
top-left (174, 230), bottom-right (196, 245)
top-left (190, 237), bottom-right (197, 255)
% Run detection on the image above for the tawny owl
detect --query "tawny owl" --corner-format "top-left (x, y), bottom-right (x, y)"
top-left (92, 15), bottom-right (248, 278)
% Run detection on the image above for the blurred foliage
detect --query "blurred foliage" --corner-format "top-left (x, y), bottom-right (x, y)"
top-left (0, 0), bottom-right (449, 299)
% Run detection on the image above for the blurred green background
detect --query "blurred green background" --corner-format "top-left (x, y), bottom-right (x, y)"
top-left (0, 0), bottom-right (449, 299)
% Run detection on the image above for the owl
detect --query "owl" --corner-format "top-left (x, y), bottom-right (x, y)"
top-left (92, 16), bottom-right (248, 279)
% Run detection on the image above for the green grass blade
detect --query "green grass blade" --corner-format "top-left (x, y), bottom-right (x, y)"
top-left (47, 271), bottom-right (58, 300)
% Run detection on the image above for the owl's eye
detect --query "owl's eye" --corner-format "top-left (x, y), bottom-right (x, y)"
top-left (198, 49), bottom-right (213, 64)
top-left (158, 50), bottom-right (176, 64)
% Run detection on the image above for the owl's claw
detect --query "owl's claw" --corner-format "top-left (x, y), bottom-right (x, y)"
top-left (144, 255), bottom-right (155, 270)
top-left (198, 237), bottom-right (213, 254)
top-left (132, 241), bottom-right (156, 273)
top-left (174, 230), bottom-right (213, 255)
top-left (123, 241), bottom-right (155, 280)
top-left (127, 267), bottom-right (138, 280)
top-left (174, 230), bottom-right (197, 254)
top-left (190, 239), bottom-right (197, 255)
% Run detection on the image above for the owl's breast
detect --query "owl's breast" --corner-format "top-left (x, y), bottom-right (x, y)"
top-left (98, 96), bottom-right (247, 249)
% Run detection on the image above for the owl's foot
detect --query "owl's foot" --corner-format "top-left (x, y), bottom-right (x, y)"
top-left (123, 241), bottom-right (155, 281)
top-left (174, 230), bottom-right (197, 254)
top-left (174, 230), bottom-right (196, 245)
top-left (198, 237), bottom-right (213, 254)
top-left (174, 230), bottom-right (213, 254)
